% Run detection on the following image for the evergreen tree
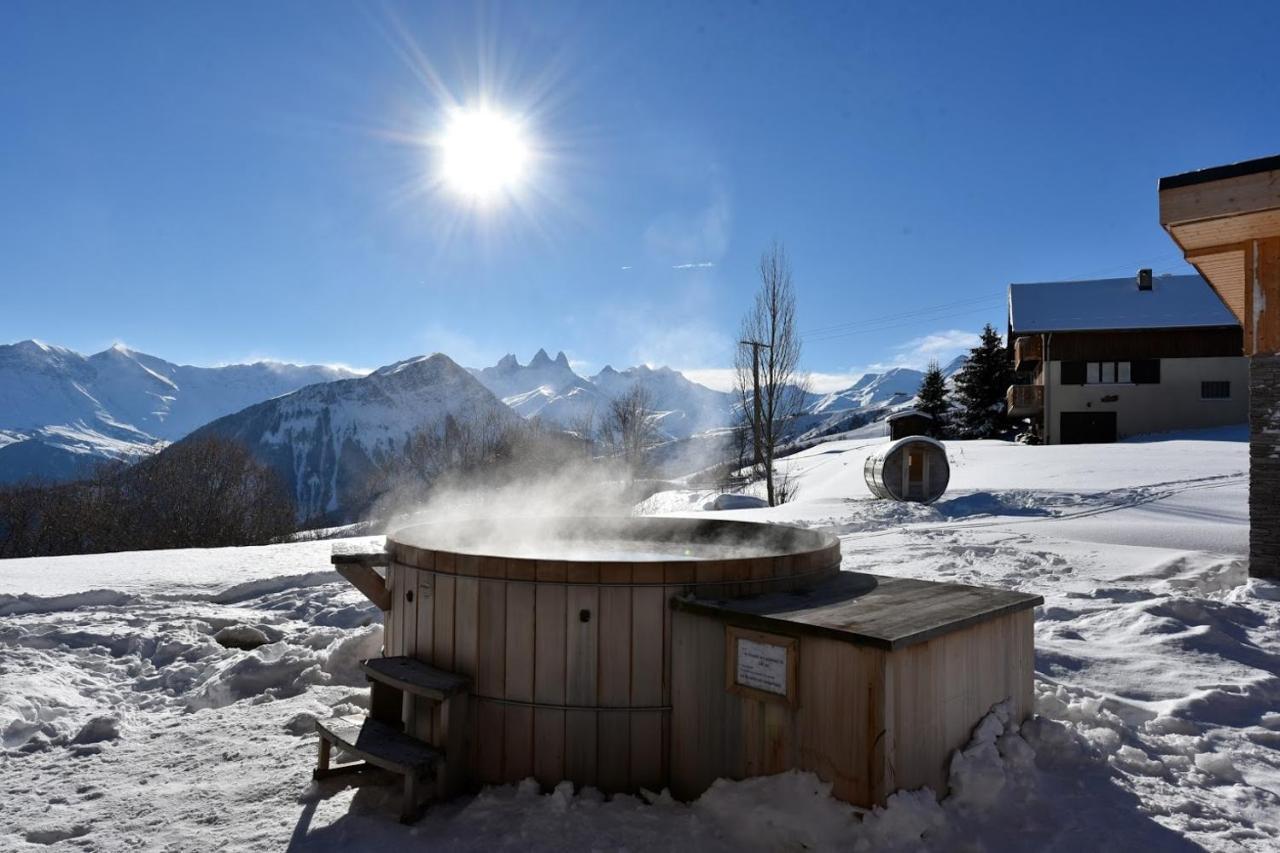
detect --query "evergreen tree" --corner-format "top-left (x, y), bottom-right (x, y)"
top-left (915, 359), bottom-right (950, 437)
top-left (952, 324), bottom-right (1013, 439)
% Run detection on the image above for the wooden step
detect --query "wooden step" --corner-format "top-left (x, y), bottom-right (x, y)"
top-left (315, 714), bottom-right (441, 776)
top-left (362, 656), bottom-right (471, 702)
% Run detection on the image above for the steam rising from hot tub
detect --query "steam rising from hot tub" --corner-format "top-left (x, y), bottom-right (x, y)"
top-left (366, 455), bottom-right (751, 560)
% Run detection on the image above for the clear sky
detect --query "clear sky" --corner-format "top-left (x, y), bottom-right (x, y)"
top-left (4, 1), bottom-right (1279, 391)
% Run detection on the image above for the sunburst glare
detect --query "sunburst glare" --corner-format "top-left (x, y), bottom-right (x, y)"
top-left (437, 107), bottom-right (530, 204)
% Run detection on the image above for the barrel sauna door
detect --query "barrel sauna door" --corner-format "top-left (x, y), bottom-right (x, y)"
top-left (904, 447), bottom-right (927, 500)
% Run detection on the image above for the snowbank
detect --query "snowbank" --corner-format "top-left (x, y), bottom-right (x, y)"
top-left (3, 429), bottom-right (1278, 850)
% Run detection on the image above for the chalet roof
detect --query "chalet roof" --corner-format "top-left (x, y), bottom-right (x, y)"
top-left (1007, 274), bottom-right (1238, 334)
top-left (1159, 153), bottom-right (1280, 191)
top-left (886, 409), bottom-right (932, 422)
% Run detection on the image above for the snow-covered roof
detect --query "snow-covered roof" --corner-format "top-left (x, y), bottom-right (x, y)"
top-left (1007, 274), bottom-right (1237, 333)
top-left (886, 409), bottom-right (932, 421)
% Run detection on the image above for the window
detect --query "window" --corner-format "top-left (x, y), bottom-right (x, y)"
top-left (1201, 381), bottom-right (1231, 400)
top-left (1072, 361), bottom-right (1133, 384)
top-left (1062, 359), bottom-right (1157, 385)
top-left (1131, 359), bottom-right (1160, 384)
top-left (1061, 361), bottom-right (1086, 384)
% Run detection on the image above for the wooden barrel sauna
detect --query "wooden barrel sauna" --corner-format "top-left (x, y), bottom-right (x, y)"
top-left (863, 436), bottom-right (950, 503)
top-left (379, 516), bottom-right (840, 794)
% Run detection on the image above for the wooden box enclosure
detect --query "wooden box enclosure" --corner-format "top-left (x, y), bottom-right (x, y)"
top-left (380, 517), bottom-right (841, 794)
top-left (669, 573), bottom-right (1041, 806)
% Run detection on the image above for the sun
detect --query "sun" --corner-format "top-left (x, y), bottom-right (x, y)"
top-left (437, 107), bottom-right (530, 204)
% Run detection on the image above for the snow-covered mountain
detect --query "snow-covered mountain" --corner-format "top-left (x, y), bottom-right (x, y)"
top-left (469, 349), bottom-right (972, 444)
top-left (469, 351), bottom-right (735, 441)
top-left (189, 353), bottom-right (516, 522)
top-left (808, 367), bottom-right (926, 416)
top-left (0, 340), bottom-right (357, 484)
top-left (469, 349), bottom-right (601, 426)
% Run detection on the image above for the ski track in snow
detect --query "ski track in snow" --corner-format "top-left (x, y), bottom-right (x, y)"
top-left (3, 429), bottom-right (1280, 850)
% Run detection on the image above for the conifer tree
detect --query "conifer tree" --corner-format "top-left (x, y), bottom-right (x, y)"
top-left (915, 359), bottom-right (950, 437)
top-left (952, 324), bottom-right (1013, 438)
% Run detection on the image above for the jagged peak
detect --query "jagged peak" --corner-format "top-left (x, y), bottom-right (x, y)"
top-left (529, 348), bottom-right (553, 367)
top-left (495, 353), bottom-right (520, 371)
top-left (553, 350), bottom-right (570, 368)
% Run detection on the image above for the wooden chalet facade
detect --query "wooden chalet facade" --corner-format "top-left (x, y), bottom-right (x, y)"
top-left (1006, 273), bottom-right (1246, 444)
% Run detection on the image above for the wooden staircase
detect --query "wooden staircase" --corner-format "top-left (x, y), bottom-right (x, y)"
top-left (314, 656), bottom-right (471, 823)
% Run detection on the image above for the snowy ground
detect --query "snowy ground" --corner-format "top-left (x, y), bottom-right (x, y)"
top-left (3, 426), bottom-right (1279, 850)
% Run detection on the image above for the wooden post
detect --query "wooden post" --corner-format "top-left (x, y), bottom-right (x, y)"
top-left (317, 735), bottom-right (331, 773)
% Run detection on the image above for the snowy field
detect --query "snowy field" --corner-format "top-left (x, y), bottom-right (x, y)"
top-left (4, 426), bottom-right (1279, 851)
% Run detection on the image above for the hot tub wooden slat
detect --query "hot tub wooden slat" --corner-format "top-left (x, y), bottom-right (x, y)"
top-left (566, 561), bottom-right (598, 584)
top-left (565, 584), bottom-right (599, 785)
top-left (504, 555), bottom-right (535, 581)
top-left (534, 584), bottom-right (567, 787)
top-left (433, 575), bottom-right (456, 672)
top-left (596, 586), bottom-right (632, 790)
top-left (454, 576), bottom-right (479, 678)
top-left (475, 579), bottom-right (506, 782)
top-left (503, 582), bottom-right (535, 781)
top-left (632, 561), bottom-right (663, 584)
top-left (630, 586), bottom-right (665, 791)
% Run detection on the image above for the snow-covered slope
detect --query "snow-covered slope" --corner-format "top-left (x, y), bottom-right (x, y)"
top-left (0, 340), bottom-right (357, 484)
top-left (189, 353), bottom-right (517, 522)
top-left (3, 428), bottom-right (1275, 850)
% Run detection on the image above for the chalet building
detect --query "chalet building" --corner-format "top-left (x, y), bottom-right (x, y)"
top-left (1158, 154), bottom-right (1280, 579)
top-left (1006, 271), bottom-right (1247, 444)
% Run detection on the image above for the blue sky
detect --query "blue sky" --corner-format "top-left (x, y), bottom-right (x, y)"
top-left (4, 1), bottom-right (1279, 391)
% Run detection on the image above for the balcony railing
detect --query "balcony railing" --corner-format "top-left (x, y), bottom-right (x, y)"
top-left (1013, 335), bottom-right (1043, 371)
top-left (1006, 383), bottom-right (1044, 416)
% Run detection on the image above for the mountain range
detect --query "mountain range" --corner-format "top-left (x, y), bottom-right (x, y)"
top-left (469, 348), bottom-right (734, 440)
top-left (0, 340), bottom-right (356, 484)
top-left (0, 340), bottom-right (965, 515)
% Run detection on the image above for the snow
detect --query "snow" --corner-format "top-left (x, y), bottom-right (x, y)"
top-left (3, 426), bottom-right (1279, 849)
top-left (1009, 273), bottom-right (1237, 333)
top-left (0, 339), bottom-right (358, 483)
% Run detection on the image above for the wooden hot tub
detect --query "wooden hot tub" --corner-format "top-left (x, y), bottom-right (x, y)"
top-left (379, 516), bottom-right (841, 793)
top-left (330, 514), bottom-right (1040, 814)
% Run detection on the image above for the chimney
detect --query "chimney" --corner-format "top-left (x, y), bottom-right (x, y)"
top-left (1137, 268), bottom-right (1153, 291)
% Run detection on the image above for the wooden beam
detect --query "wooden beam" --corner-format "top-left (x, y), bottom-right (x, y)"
top-left (334, 561), bottom-right (392, 611)
top-left (1257, 237), bottom-right (1280, 355)
top-left (1160, 166), bottom-right (1280, 227)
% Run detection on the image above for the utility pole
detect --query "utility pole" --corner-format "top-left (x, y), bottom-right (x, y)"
top-left (739, 339), bottom-right (771, 467)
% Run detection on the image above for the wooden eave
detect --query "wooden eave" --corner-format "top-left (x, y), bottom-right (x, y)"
top-left (1159, 154), bottom-right (1280, 355)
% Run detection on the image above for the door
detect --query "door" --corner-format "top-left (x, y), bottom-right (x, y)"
top-left (1059, 411), bottom-right (1117, 444)
top-left (905, 448), bottom-right (925, 499)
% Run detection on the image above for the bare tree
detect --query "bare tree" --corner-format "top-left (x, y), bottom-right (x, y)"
top-left (567, 403), bottom-right (599, 458)
top-left (601, 384), bottom-right (659, 473)
top-left (734, 241), bottom-right (810, 506)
